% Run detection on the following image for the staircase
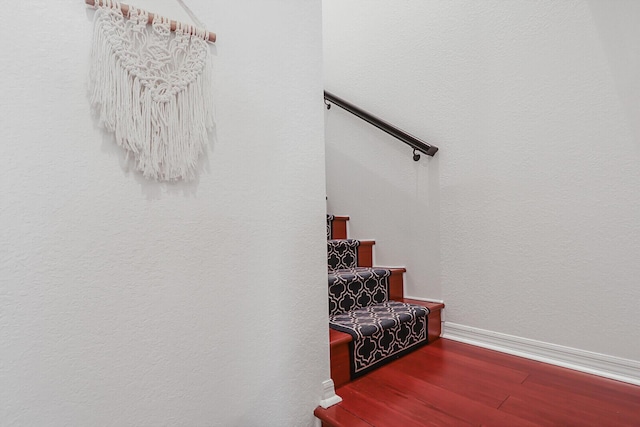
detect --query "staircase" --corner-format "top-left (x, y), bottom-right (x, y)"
top-left (325, 215), bottom-right (444, 389)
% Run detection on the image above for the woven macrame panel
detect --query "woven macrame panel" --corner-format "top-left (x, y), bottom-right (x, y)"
top-left (89, 2), bottom-right (214, 181)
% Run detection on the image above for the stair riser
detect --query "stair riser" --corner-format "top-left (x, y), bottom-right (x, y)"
top-left (357, 243), bottom-right (373, 268)
top-left (327, 215), bottom-right (349, 240)
top-left (388, 270), bottom-right (403, 300)
top-left (428, 309), bottom-right (442, 343)
top-left (330, 340), bottom-right (351, 388)
top-left (331, 218), bottom-right (348, 240)
top-left (330, 336), bottom-right (351, 388)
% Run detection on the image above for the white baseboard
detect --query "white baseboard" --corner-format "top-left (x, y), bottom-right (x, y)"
top-left (318, 379), bottom-right (342, 409)
top-left (443, 322), bottom-right (640, 386)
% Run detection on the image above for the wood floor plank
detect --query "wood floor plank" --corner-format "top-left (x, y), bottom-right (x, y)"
top-left (319, 339), bottom-right (640, 427)
top-left (385, 355), bottom-right (509, 408)
top-left (502, 377), bottom-right (640, 426)
top-left (337, 388), bottom-right (454, 427)
top-left (362, 368), bottom-right (542, 427)
top-left (434, 339), bottom-right (554, 373)
top-left (399, 345), bottom-right (529, 384)
top-left (500, 391), bottom-right (640, 427)
top-left (342, 379), bottom-right (474, 426)
top-left (523, 368), bottom-right (640, 407)
top-left (437, 339), bottom-right (640, 407)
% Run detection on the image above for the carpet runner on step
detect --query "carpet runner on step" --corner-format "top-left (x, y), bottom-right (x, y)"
top-left (327, 239), bottom-right (359, 270)
top-left (326, 215), bottom-right (334, 240)
top-left (329, 267), bottom-right (390, 316)
top-left (330, 301), bottom-right (429, 378)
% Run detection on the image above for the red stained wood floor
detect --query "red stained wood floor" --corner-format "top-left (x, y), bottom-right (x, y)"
top-left (315, 339), bottom-right (640, 426)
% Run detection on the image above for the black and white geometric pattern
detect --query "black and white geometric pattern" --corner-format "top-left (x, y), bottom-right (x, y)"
top-left (330, 301), bottom-right (429, 378)
top-left (326, 213), bottom-right (429, 380)
top-left (328, 267), bottom-right (390, 316)
top-left (327, 239), bottom-right (359, 271)
top-left (326, 215), bottom-right (334, 240)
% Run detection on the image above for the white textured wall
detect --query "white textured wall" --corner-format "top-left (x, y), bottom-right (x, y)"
top-left (324, 0), bottom-right (640, 361)
top-left (0, 1), bottom-right (327, 425)
top-left (324, 111), bottom-right (442, 301)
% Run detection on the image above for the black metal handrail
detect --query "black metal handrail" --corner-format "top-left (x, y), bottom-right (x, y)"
top-left (324, 91), bottom-right (438, 160)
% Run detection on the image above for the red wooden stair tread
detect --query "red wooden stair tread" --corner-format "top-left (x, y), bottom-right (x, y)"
top-left (313, 404), bottom-right (372, 427)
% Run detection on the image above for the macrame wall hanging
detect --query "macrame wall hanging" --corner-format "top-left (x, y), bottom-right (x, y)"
top-left (86, 0), bottom-right (216, 181)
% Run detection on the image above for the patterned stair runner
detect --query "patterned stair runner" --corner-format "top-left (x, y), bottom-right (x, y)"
top-left (326, 214), bottom-right (430, 381)
top-left (329, 267), bottom-right (390, 316)
top-left (327, 239), bottom-right (359, 271)
top-left (330, 301), bottom-right (429, 378)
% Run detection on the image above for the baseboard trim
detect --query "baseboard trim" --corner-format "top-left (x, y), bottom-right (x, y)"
top-left (318, 379), bottom-right (342, 409)
top-left (443, 322), bottom-right (640, 386)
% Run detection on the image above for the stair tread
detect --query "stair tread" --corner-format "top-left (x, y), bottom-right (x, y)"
top-left (401, 298), bottom-right (445, 311)
top-left (328, 238), bottom-right (374, 244)
top-left (330, 302), bottom-right (429, 333)
top-left (314, 404), bottom-right (371, 427)
top-left (328, 267), bottom-right (392, 277)
top-left (329, 301), bottom-right (444, 347)
top-left (329, 266), bottom-right (405, 273)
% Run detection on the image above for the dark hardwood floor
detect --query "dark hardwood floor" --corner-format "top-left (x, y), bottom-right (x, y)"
top-left (315, 339), bottom-right (640, 426)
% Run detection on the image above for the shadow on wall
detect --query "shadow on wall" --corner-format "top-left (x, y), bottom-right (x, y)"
top-left (95, 129), bottom-right (211, 200)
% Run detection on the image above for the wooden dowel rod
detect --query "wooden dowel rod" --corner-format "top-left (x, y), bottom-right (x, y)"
top-left (85, 0), bottom-right (216, 43)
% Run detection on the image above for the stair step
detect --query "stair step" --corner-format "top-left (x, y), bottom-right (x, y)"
top-left (402, 299), bottom-right (445, 344)
top-left (330, 300), bottom-right (445, 388)
top-left (328, 267), bottom-right (405, 314)
top-left (329, 267), bottom-right (391, 316)
top-left (328, 267), bottom-right (405, 387)
top-left (327, 239), bottom-right (374, 270)
top-left (325, 212), bottom-right (445, 391)
top-left (357, 241), bottom-right (374, 267)
top-left (330, 301), bottom-right (430, 379)
top-left (388, 267), bottom-right (406, 300)
top-left (326, 215), bottom-right (349, 240)
top-left (329, 329), bottom-right (353, 389)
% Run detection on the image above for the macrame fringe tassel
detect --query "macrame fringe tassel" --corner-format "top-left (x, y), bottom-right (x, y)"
top-left (89, 4), bottom-right (214, 181)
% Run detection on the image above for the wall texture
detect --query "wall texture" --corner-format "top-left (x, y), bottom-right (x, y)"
top-left (0, 1), bottom-right (328, 425)
top-left (324, 0), bottom-right (640, 362)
